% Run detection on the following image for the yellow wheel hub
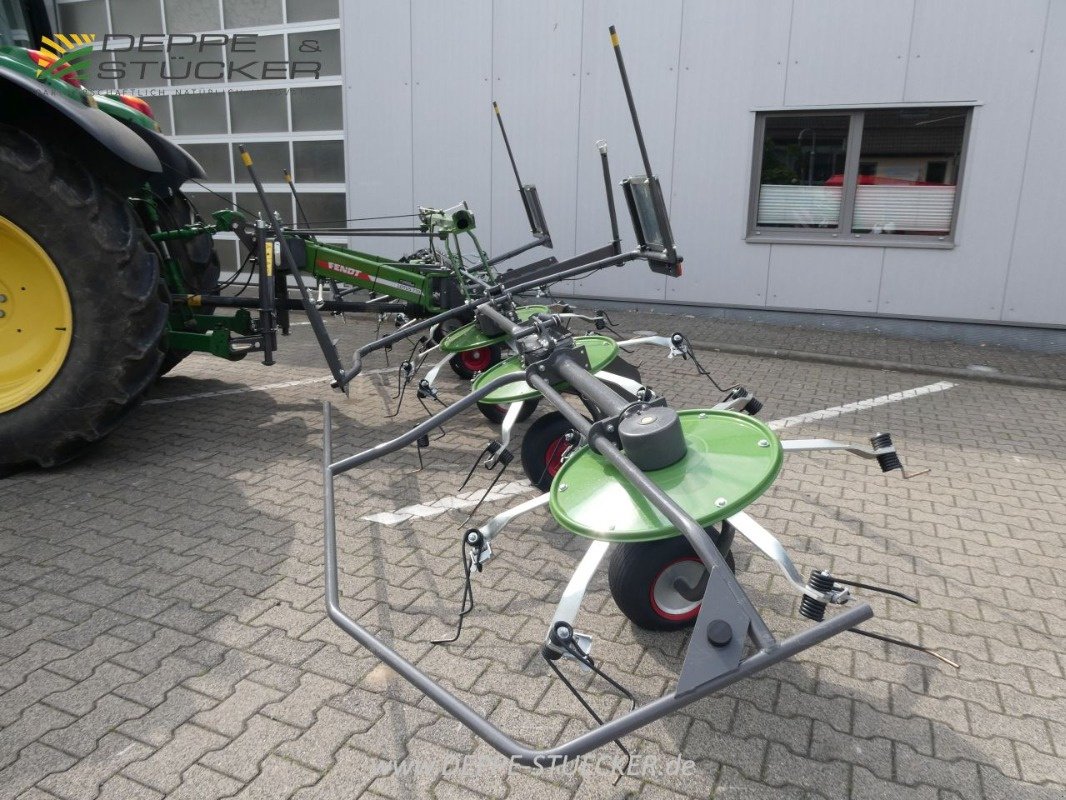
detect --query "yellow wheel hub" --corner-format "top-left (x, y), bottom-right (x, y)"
top-left (0, 215), bottom-right (73, 413)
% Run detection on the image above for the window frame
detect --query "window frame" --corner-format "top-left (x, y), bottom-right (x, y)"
top-left (746, 105), bottom-right (973, 249)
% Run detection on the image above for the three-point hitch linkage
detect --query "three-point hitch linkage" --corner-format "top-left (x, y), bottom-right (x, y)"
top-left (143, 100), bottom-right (564, 389)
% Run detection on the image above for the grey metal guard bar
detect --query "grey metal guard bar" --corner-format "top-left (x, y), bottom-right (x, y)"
top-left (322, 331), bottom-right (873, 764)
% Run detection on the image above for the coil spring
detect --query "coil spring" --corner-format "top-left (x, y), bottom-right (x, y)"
top-left (744, 397), bottom-right (763, 416)
top-left (799, 569), bottom-right (836, 621)
top-left (870, 432), bottom-right (902, 473)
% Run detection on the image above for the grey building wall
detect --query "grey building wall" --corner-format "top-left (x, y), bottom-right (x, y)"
top-left (52, 0), bottom-right (1064, 327)
top-left (342, 0), bottom-right (1064, 327)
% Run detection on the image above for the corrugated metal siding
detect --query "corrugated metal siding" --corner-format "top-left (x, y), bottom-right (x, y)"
top-left (341, 0), bottom-right (1062, 326)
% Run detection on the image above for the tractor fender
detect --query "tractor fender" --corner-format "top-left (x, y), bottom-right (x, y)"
top-left (0, 67), bottom-right (161, 177)
top-left (128, 124), bottom-right (206, 190)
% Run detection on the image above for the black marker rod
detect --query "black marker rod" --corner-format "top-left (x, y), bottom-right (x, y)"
top-left (493, 101), bottom-right (525, 190)
top-left (609, 25), bottom-right (655, 179)
top-left (284, 168), bottom-right (311, 229)
top-left (597, 140), bottom-right (620, 244)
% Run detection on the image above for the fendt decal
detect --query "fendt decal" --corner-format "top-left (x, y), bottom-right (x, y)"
top-left (316, 260), bottom-right (418, 294)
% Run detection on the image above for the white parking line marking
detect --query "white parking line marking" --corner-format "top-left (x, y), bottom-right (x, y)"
top-left (144, 365), bottom-right (397, 405)
top-left (362, 379), bottom-right (957, 526)
top-left (766, 380), bottom-right (955, 431)
top-left (361, 481), bottom-right (533, 525)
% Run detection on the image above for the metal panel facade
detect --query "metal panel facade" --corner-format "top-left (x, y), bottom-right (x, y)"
top-left (665, 0), bottom-right (789, 308)
top-left (410, 1), bottom-right (494, 251)
top-left (343, 0), bottom-right (415, 255)
top-left (340, 0), bottom-right (1059, 325)
top-left (570, 0), bottom-right (682, 301)
top-left (877, 0), bottom-right (1048, 321)
top-left (489, 3), bottom-right (583, 269)
top-left (1001, 0), bottom-right (1066, 326)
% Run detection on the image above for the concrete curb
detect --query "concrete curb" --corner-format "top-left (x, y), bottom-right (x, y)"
top-left (686, 339), bottom-right (1066, 391)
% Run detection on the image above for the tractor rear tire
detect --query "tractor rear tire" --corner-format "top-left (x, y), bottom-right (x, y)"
top-left (153, 191), bottom-right (221, 377)
top-left (0, 125), bottom-right (167, 469)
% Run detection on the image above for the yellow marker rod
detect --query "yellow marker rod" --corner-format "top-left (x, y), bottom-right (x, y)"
top-left (239, 147), bottom-right (253, 167)
top-left (283, 167), bottom-right (311, 226)
top-left (610, 26), bottom-right (620, 47)
top-left (493, 101), bottom-right (500, 115)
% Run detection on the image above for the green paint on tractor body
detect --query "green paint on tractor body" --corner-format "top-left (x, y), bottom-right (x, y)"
top-left (0, 45), bottom-right (84, 102)
top-left (0, 46), bottom-right (159, 131)
top-left (1, 40), bottom-right (518, 366)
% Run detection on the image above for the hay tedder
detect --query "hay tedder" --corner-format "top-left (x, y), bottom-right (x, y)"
top-left (322, 26), bottom-right (956, 767)
top-left (2, 2), bottom-right (955, 771)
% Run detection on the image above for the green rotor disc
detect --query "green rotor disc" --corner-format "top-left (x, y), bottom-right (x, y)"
top-left (471, 335), bottom-right (620, 405)
top-left (439, 305), bottom-right (550, 354)
top-left (549, 410), bottom-right (783, 543)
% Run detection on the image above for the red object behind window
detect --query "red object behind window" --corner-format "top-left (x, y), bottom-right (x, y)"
top-left (824, 174), bottom-right (944, 187)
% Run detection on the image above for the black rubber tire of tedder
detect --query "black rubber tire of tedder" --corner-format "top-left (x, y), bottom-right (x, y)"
top-left (520, 410), bottom-right (576, 492)
top-left (476, 397), bottom-right (539, 425)
top-left (0, 125), bottom-right (167, 469)
top-left (608, 534), bottom-right (736, 632)
top-left (449, 343), bottom-right (503, 380)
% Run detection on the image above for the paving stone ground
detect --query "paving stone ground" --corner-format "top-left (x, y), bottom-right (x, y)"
top-left (1, 309), bottom-right (1064, 800)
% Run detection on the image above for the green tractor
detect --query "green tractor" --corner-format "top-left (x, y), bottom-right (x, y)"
top-left (0, 1), bottom-right (192, 469)
top-left (0, 2), bottom-right (558, 470)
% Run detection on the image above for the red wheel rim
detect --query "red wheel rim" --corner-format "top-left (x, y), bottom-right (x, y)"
top-left (459, 348), bottom-right (491, 372)
top-left (543, 435), bottom-right (569, 478)
top-left (649, 556), bottom-right (704, 622)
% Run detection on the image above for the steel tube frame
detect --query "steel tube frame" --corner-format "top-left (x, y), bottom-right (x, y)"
top-left (293, 228), bottom-right (429, 237)
top-left (342, 249), bottom-right (640, 383)
top-left (453, 307), bottom-right (789, 650)
top-left (486, 235), bottom-right (550, 267)
top-left (322, 334), bottom-right (874, 763)
top-left (322, 428), bottom-right (872, 761)
top-left (176, 294), bottom-right (412, 315)
top-left (525, 366), bottom-right (776, 650)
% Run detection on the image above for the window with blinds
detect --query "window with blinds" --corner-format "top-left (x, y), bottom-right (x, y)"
top-left (749, 107), bottom-right (971, 245)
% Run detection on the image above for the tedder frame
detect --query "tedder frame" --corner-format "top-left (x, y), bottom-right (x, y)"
top-left (318, 26), bottom-right (954, 766)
